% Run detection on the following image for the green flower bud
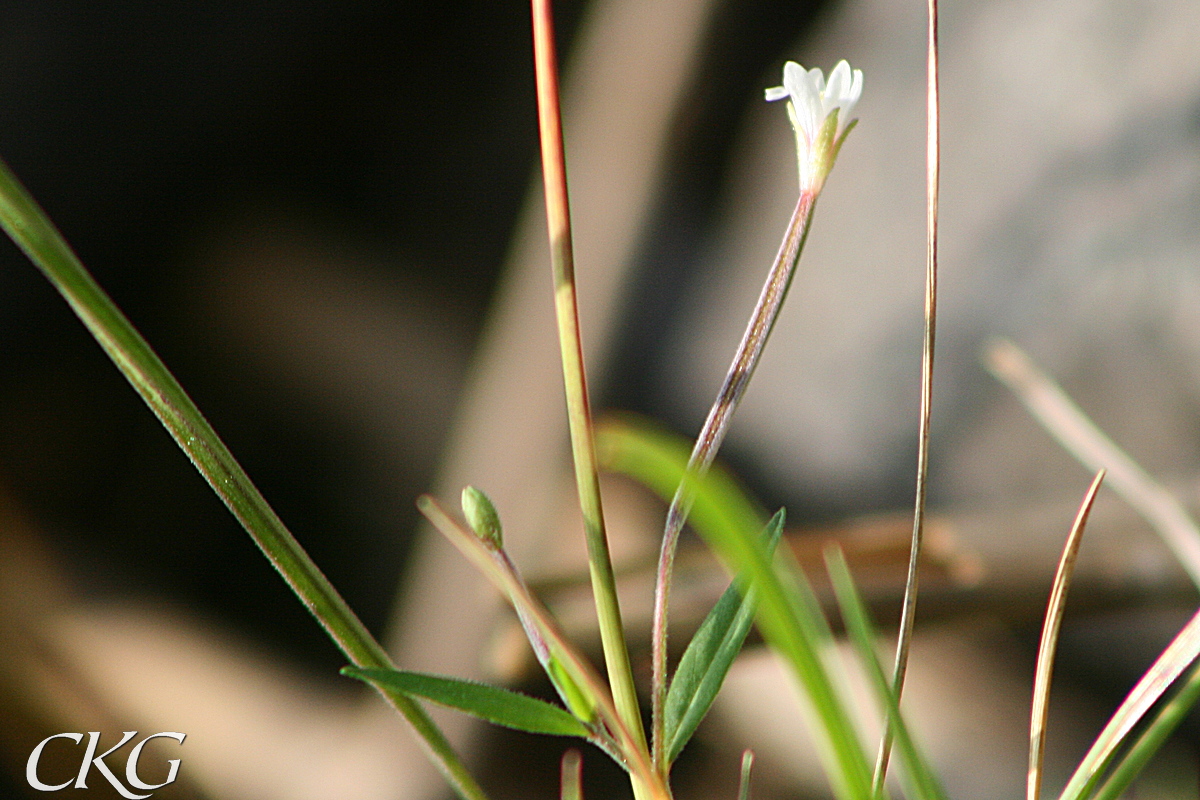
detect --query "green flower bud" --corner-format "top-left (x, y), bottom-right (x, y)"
top-left (461, 486), bottom-right (503, 548)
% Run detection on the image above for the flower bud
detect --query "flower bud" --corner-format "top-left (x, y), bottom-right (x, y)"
top-left (461, 486), bottom-right (503, 548)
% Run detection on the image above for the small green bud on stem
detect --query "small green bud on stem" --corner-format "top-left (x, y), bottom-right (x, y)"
top-left (461, 486), bottom-right (503, 548)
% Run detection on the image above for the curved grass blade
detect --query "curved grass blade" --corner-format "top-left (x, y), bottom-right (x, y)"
top-left (1028, 471), bottom-right (1104, 800)
top-left (1090, 659), bottom-right (1200, 800)
top-left (342, 667), bottom-right (592, 738)
top-left (825, 547), bottom-right (947, 800)
top-left (663, 510), bottom-right (785, 764)
top-left (0, 159), bottom-right (488, 800)
top-left (1058, 606), bottom-right (1200, 800)
top-left (597, 417), bottom-right (873, 800)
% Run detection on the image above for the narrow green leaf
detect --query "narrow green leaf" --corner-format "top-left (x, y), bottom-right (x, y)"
top-left (1090, 659), bottom-right (1200, 800)
top-left (343, 667), bottom-right (592, 738)
top-left (1058, 606), bottom-right (1200, 800)
top-left (596, 417), bottom-right (873, 800)
top-left (663, 510), bottom-right (785, 764)
top-left (826, 547), bottom-right (948, 800)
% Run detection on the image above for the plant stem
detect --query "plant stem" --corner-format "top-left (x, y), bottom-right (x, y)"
top-left (650, 190), bottom-right (816, 772)
top-left (875, 0), bottom-right (938, 790)
top-left (529, 1), bottom-right (649, 792)
top-left (0, 159), bottom-right (488, 800)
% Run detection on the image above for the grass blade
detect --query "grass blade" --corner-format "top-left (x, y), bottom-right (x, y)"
top-left (596, 417), bottom-right (873, 800)
top-left (1058, 606), bottom-right (1200, 800)
top-left (1028, 471), bottom-right (1104, 800)
top-left (0, 159), bottom-right (489, 800)
top-left (663, 510), bottom-right (786, 764)
top-left (1089, 660), bottom-right (1200, 800)
top-left (342, 667), bottom-right (592, 738)
top-left (826, 547), bottom-right (948, 800)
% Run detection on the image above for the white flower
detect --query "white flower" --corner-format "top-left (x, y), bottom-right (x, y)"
top-left (765, 60), bottom-right (862, 190)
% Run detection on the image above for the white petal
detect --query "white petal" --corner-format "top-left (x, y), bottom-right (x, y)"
top-left (782, 61), bottom-right (806, 100)
top-left (807, 66), bottom-right (826, 93)
top-left (794, 77), bottom-right (823, 141)
top-left (765, 85), bottom-right (788, 102)
top-left (848, 69), bottom-right (864, 105)
top-left (826, 60), bottom-right (850, 102)
top-left (840, 68), bottom-right (864, 123)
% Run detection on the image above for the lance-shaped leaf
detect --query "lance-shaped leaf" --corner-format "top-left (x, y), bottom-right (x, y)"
top-left (342, 667), bottom-right (591, 738)
top-left (663, 510), bottom-right (786, 764)
top-left (825, 547), bottom-right (947, 800)
top-left (1058, 605), bottom-right (1200, 800)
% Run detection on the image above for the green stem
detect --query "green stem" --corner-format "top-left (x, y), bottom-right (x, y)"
top-left (0, 159), bottom-right (488, 800)
top-left (530, 2), bottom-right (649, 796)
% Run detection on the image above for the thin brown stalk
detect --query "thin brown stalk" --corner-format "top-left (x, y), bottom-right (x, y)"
top-left (529, 0), bottom-right (646, 771)
top-left (650, 190), bottom-right (816, 771)
top-left (875, 0), bottom-right (939, 791)
top-left (1028, 470), bottom-right (1105, 800)
top-left (984, 338), bottom-right (1200, 589)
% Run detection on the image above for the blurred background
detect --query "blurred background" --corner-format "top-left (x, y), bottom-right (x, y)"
top-left (2, 0), bottom-right (1200, 798)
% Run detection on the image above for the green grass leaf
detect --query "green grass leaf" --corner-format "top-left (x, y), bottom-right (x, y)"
top-left (343, 667), bottom-right (592, 738)
top-left (825, 547), bottom-right (947, 800)
top-left (664, 509), bottom-right (785, 764)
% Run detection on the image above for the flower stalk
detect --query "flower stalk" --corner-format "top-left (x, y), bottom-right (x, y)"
top-left (650, 60), bottom-right (861, 774)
